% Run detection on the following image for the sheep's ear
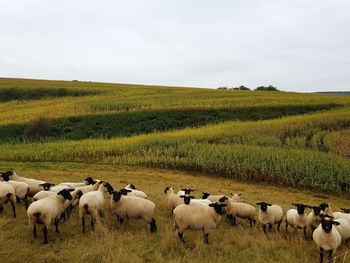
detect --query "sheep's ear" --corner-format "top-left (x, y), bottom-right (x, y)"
top-left (190, 196), bottom-right (195, 199)
top-left (333, 221), bottom-right (340, 226)
top-left (221, 204), bottom-right (227, 207)
top-left (39, 184), bottom-right (44, 187)
top-left (292, 203), bottom-right (297, 206)
top-left (256, 202), bottom-right (262, 205)
top-left (238, 193), bottom-right (242, 196)
top-left (209, 203), bottom-right (214, 207)
top-left (267, 203), bottom-right (272, 206)
top-left (179, 195), bottom-right (185, 198)
top-left (126, 189), bottom-right (132, 192)
top-left (67, 188), bottom-right (75, 192)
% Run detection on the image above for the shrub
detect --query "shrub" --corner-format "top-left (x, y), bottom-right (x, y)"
top-left (24, 117), bottom-right (55, 138)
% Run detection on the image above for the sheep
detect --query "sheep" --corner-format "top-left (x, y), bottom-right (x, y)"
top-left (33, 191), bottom-right (57, 201)
top-left (27, 189), bottom-right (72, 244)
top-left (79, 182), bottom-right (114, 233)
top-left (39, 183), bottom-right (55, 191)
top-left (1, 170), bottom-right (50, 197)
top-left (176, 188), bottom-right (195, 196)
top-left (110, 190), bottom-right (157, 233)
top-left (219, 196), bottom-right (256, 227)
top-left (0, 182), bottom-right (16, 218)
top-left (230, 193), bottom-right (242, 202)
top-left (178, 194), bottom-right (212, 207)
top-left (164, 186), bottom-right (184, 211)
top-left (334, 218), bottom-right (350, 244)
top-left (256, 202), bottom-right (284, 232)
top-left (319, 203), bottom-right (333, 216)
top-left (202, 192), bottom-right (225, 202)
top-left (308, 206), bottom-right (322, 232)
top-left (50, 185), bottom-right (71, 193)
top-left (124, 184), bottom-right (148, 199)
top-left (57, 182), bottom-right (87, 188)
top-left (312, 215), bottom-right (341, 263)
top-left (285, 203), bottom-right (309, 239)
top-left (1, 180), bottom-right (30, 208)
top-left (333, 208), bottom-right (350, 224)
top-left (72, 180), bottom-right (103, 196)
top-left (173, 201), bottom-right (227, 244)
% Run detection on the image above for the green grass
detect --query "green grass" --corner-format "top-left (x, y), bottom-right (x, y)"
top-left (0, 163), bottom-right (349, 263)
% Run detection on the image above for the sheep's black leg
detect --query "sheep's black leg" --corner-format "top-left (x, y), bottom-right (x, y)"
top-left (311, 225), bottom-right (315, 233)
top-left (233, 216), bottom-right (236, 226)
top-left (33, 224), bottom-right (37, 238)
top-left (285, 222), bottom-right (288, 231)
top-left (11, 201), bottom-right (16, 218)
top-left (150, 218), bottom-right (157, 233)
top-left (24, 196), bottom-right (29, 210)
top-left (55, 219), bottom-right (59, 233)
top-left (0, 204), bottom-right (3, 213)
top-left (328, 250), bottom-right (333, 262)
top-left (303, 227), bottom-right (307, 240)
top-left (43, 225), bottom-right (48, 244)
top-left (119, 217), bottom-right (124, 224)
top-left (178, 232), bottom-right (185, 243)
top-left (269, 224), bottom-right (272, 231)
top-left (82, 215), bottom-right (86, 234)
top-left (319, 248), bottom-right (323, 263)
top-left (263, 224), bottom-right (267, 232)
top-left (249, 218), bottom-right (252, 228)
top-left (203, 233), bottom-right (209, 244)
top-left (91, 217), bottom-right (95, 231)
top-left (277, 221), bottom-right (281, 231)
top-left (16, 196), bottom-right (21, 203)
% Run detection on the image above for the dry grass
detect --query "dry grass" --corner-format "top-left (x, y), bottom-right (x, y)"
top-left (0, 162), bottom-right (349, 263)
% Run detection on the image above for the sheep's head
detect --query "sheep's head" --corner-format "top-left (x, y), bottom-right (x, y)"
top-left (209, 202), bottom-right (227, 215)
top-left (127, 184), bottom-right (136, 190)
top-left (39, 183), bottom-right (55, 191)
top-left (341, 208), bottom-right (350, 214)
top-left (119, 188), bottom-right (132, 196)
top-left (320, 214), bottom-right (339, 233)
top-left (179, 194), bottom-right (195, 205)
top-left (309, 206), bottom-right (322, 216)
top-left (181, 188), bottom-right (195, 195)
top-left (84, 177), bottom-right (96, 185)
top-left (57, 189), bottom-right (73, 201)
top-left (0, 171), bottom-right (14, 181)
top-left (218, 196), bottom-right (229, 203)
top-left (164, 186), bottom-right (173, 194)
top-left (292, 203), bottom-right (308, 215)
top-left (112, 191), bottom-right (123, 202)
top-left (103, 182), bottom-right (114, 194)
top-left (319, 203), bottom-right (329, 211)
top-left (256, 202), bottom-right (272, 212)
top-left (202, 192), bottom-right (211, 199)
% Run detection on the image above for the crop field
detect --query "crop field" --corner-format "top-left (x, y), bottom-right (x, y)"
top-left (0, 77), bottom-right (350, 262)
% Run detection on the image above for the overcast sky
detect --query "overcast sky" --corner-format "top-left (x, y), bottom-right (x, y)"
top-left (1, 0), bottom-right (349, 92)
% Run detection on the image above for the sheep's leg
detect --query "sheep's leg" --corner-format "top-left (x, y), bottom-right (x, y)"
top-left (10, 200), bottom-right (16, 218)
top-left (119, 217), bottom-right (124, 224)
top-left (24, 196), bottom-right (29, 210)
top-left (328, 250), bottom-right (333, 262)
top-left (91, 217), bottom-right (95, 231)
top-left (55, 219), bottom-right (59, 233)
top-left (0, 204), bottom-right (3, 213)
top-left (263, 224), bottom-right (267, 232)
top-left (33, 224), bottom-right (37, 238)
top-left (227, 215), bottom-right (233, 225)
top-left (203, 231), bottom-right (209, 245)
top-left (303, 227), bottom-right (307, 240)
top-left (249, 218), bottom-right (253, 228)
top-left (311, 226), bottom-right (315, 233)
top-left (150, 218), bottom-right (157, 233)
top-left (178, 232), bottom-right (185, 243)
top-left (319, 248), bottom-right (324, 263)
top-left (43, 225), bottom-right (48, 244)
top-left (233, 216), bottom-right (236, 226)
top-left (16, 196), bottom-right (21, 203)
top-left (285, 222), bottom-right (288, 231)
top-left (277, 221), bottom-right (281, 231)
top-left (269, 224), bottom-right (272, 231)
top-left (82, 214), bottom-right (86, 234)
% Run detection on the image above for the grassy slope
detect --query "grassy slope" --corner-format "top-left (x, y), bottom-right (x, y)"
top-left (0, 162), bottom-right (349, 263)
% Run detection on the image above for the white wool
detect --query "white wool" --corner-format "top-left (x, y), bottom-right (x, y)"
top-left (225, 199), bottom-right (255, 221)
top-left (7, 171), bottom-right (46, 197)
top-left (313, 222), bottom-right (341, 254)
top-left (334, 218), bottom-right (350, 243)
top-left (258, 205), bottom-right (283, 225)
top-left (286, 209), bottom-right (308, 228)
top-left (3, 180), bottom-right (29, 200)
top-left (165, 187), bottom-right (184, 210)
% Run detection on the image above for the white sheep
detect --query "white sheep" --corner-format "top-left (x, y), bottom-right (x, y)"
top-left (312, 216), bottom-right (341, 263)
top-left (308, 206), bottom-right (322, 232)
top-left (110, 190), bottom-right (157, 232)
top-left (124, 184), bottom-right (148, 199)
top-left (164, 186), bottom-right (184, 211)
top-left (1, 170), bottom-right (49, 197)
top-left (220, 196), bottom-right (256, 227)
top-left (333, 208), bottom-right (350, 225)
top-left (319, 203), bottom-right (333, 216)
top-left (79, 182), bottom-right (114, 233)
top-left (230, 193), bottom-right (242, 202)
top-left (256, 202), bottom-right (284, 232)
top-left (285, 203), bottom-right (309, 239)
top-left (57, 182), bottom-right (87, 188)
top-left (0, 182), bottom-right (16, 218)
top-left (334, 218), bottom-right (350, 244)
top-left (173, 201), bottom-right (227, 244)
top-left (178, 194), bottom-right (211, 207)
top-left (2, 180), bottom-right (30, 208)
top-left (27, 189), bottom-right (72, 244)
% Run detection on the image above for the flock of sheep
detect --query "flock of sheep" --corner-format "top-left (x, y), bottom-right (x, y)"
top-left (1, 170), bottom-right (350, 263)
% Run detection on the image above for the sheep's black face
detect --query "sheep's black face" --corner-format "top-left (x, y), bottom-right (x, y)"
top-left (180, 195), bottom-right (194, 205)
top-left (40, 183), bottom-right (54, 191)
top-left (84, 177), bottom-right (96, 185)
top-left (128, 184), bottom-right (136, 190)
top-left (104, 183), bottom-right (114, 193)
top-left (319, 203), bottom-right (329, 211)
top-left (113, 191), bottom-right (122, 202)
top-left (341, 208), bottom-right (350, 214)
top-left (58, 189), bottom-right (73, 200)
top-left (218, 196), bottom-right (228, 203)
top-left (181, 188), bottom-right (194, 195)
top-left (292, 203), bottom-right (307, 215)
top-left (0, 173), bottom-right (10, 181)
top-left (312, 206), bottom-right (322, 216)
top-left (164, 186), bottom-right (170, 194)
top-left (202, 192), bottom-right (210, 199)
top-left (76, 190), bottom-right (83, 199)
top-left (120, 189), bottom-right (131, 195)
top-left (256, 202), bottom-right (271, 212)
top-left (209, 202), bottom-right (227, 215)
top-left (321, 219), bottom-right (340, 233)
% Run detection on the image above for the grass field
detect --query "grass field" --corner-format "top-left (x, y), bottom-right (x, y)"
top-left (0, 77), bottom-right (350, 262)
top-left (0, 162), bottom-right (349, 263)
